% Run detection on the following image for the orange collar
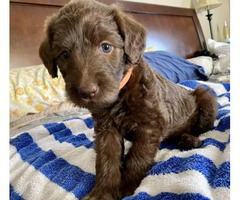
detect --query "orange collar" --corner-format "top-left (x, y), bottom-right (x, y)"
top-left (119, 66), bottom-right (134, 90)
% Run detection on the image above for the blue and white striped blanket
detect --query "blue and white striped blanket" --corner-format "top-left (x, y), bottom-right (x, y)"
top-left (10, 80), bottom-right (230, 200)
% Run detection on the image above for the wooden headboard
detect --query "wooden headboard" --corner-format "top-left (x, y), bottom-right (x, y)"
top-left (10, 0), bottom-right (206, 69)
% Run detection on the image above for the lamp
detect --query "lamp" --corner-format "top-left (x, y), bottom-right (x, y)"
top-left (197, 0), bottom-right (222, 39)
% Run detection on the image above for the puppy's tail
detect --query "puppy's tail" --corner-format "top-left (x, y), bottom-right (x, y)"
top-left (191, 86), bottom-right (218, 136)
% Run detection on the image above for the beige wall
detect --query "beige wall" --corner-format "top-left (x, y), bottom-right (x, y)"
top-left (195, 0), bottom-right (230, 43)
top-left (122, 0), bottom-right (230, 44)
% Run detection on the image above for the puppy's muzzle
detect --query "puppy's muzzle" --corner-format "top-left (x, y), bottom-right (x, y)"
top-left (79, 83), bottom-right (99, 99)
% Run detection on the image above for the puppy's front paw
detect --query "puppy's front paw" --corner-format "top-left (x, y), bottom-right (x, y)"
top-left (120, 180), bottom-right (138, 199)
top-left (82, 190), bottom-right (116, 200)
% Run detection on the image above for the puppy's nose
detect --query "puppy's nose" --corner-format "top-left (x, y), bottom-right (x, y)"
top-left (80, 84), bottom-right (99, 98)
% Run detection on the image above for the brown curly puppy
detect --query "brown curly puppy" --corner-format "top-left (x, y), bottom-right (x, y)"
top-left (39, 0), bottom-right (218, 199)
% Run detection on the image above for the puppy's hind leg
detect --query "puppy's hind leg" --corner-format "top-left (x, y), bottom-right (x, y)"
top-left (178, 86), bottom-right (218, 151)
top-left (178, 133), bottom-right (202, 150)
top-left (191, 86), bottom-right (218, 136)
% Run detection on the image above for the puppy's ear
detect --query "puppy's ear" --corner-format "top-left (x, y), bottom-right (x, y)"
top-left (39, 37), bottom-right (58, 78)
top-left (39, 15), bottom-right (58, 78)
top-left (113, 6), bottom-right (146, 65)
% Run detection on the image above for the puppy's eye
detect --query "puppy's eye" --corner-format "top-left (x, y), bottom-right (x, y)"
top-left (60, 50), bottom-right (70, 59)
top-left (100, 43), bottom-right (113, 53)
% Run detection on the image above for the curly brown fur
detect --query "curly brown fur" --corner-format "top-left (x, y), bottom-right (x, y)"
top-left (39, 0), bottom-right (218, 199)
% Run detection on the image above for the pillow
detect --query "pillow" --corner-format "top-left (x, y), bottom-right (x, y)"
top-left (208, 39), bottom-right (230, 74)
top-left (187, 56), bottom-right (213, 76)
top-left (212, 55), bottom-right (230, 74)
top-left (10, 65), bottom-right (66, 122)
top-left (208, 39), bottom-right (230, 55)
top-left (143, 51), bottom-right (209, 83)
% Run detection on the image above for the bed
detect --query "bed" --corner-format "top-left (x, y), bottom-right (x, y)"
top-left (10, 0), bottom-right (230, 200)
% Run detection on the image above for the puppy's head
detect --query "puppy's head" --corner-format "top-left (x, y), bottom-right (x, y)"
top-left (39, 0), bottom-right (146, 109)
